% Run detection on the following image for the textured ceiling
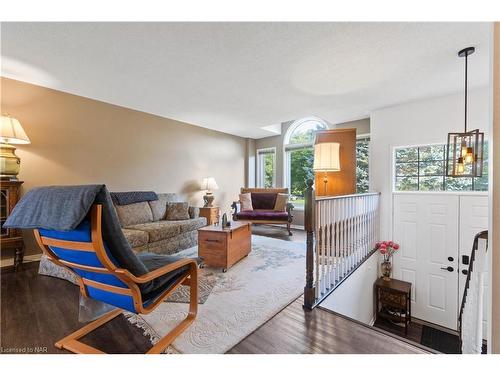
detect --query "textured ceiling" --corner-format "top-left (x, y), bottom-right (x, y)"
top-left (0, 22), bottom-right (491, 138)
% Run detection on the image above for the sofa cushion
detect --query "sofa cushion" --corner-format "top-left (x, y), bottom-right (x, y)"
top-left (115, 201), bottom-right (154, 227)
top-left (171, 217), bottom-right (207, 233)
top-left (148, 193), bottom-right (182, 221)
top-left (251, 193), bottom-right (277, 210)
top-left (122, 228), bottom-right (149, 248)
top-left (239, 192), bottom-right (253, 211)
top-left (235, 210), bottom-right (288, 221)
top-left (274, 193), bottom-right (289, 211)
top-left (165, 202), bottom-right (190, 220)
top-left (126, 221), bottom-right (180, 242)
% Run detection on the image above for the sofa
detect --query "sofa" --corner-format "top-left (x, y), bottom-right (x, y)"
top-left (114, 193), bottom-right (206, 254)
top-left (231, 188), bottom-right (294, 235)
top-left (38, 191), bottom-right (206, 284)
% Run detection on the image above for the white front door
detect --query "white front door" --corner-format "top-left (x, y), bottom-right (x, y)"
top-left (393, 194), bottom-right (459, 330)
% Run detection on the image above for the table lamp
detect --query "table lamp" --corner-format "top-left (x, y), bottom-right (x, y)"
top-left (313, 142), bottom-right (340, 195)
top-left (201, 177), bottom-right (219, 207)
top-left (1, 115), bottom-right (30, 180)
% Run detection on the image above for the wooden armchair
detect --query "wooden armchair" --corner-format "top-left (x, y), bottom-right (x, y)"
top-left (34, 204), bottom-right (197, 354)
top-left (231, 187), bottom-right (294, 235)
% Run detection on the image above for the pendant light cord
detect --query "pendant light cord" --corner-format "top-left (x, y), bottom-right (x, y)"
top-left (464, 51), bottom-right (468, 133)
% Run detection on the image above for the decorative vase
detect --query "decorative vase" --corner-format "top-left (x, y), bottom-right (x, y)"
top-left (381, 260), bottom-right (392, 281)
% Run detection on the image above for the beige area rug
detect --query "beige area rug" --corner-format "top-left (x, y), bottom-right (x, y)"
top-left (124, 235), bottom-right (306, 353)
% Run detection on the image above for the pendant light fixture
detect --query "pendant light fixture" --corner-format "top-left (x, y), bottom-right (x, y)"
top-left (446, 46), bottom-right (484, 178)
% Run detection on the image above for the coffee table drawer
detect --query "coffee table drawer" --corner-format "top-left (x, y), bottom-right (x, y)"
top-left (198, 231), bottom-right (226, 251)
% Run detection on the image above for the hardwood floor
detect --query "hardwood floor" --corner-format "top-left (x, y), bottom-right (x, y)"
top-left (229, 299), bottom-right (428, 354)
top-left (1, 226), bottom-right (427, 354)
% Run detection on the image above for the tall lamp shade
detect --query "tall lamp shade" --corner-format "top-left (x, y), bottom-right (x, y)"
top-left (313, 142), bottom-right (340, 195)
top-left (201, 177), bottom-right (219, 207)
top-left (1, 115), bottom-right (30, 180)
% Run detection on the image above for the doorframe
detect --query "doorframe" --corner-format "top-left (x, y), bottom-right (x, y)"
top-left (389, 143), bottom-right (488, 330)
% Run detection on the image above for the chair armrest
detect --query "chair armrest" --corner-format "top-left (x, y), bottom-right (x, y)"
top-left (189, 206), bottom-right (200, 219)
top-left (231, 201), bottom-right (241, 221)
top-left (231, 201), bottom-right (241, 217)
top-left (116, 258), bottom-right (197, 284)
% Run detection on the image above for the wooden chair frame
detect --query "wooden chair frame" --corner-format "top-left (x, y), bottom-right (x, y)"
top-left (34, 204), bottom-right (198, 354)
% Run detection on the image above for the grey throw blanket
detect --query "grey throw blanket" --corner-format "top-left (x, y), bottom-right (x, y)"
top-left (4, 185), bottom-right (175, 294)
top-left (110, 191), bottom-right (158, 206)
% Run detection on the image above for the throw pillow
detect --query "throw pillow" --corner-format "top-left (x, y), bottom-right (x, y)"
top-left (165, 202), bottom-right (190, 220)
top-left (239, 192), bottom-right (253, 211)
top-left (274, 193), bottom-right (289, 211)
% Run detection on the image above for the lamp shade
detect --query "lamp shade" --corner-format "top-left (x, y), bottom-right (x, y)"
top-left (313, 142), bottom-right (340, 172)
top-left (201, 177), bottom-right (219, 191)
top-left (1, 115), bottom-right (30, 144)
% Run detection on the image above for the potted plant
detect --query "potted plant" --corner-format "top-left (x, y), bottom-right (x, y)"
top-left (374, 241), bottom-right (400, 281)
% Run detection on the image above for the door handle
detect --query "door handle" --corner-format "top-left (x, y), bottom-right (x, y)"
top-left (441, 266), bottom-right (454, 272)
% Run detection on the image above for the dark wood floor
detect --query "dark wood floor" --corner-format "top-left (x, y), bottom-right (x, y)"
top-left (1, 225), bottom-right (428, 354)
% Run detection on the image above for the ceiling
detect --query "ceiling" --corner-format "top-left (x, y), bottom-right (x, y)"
top-left (0, 22), bottom-right (492, 139)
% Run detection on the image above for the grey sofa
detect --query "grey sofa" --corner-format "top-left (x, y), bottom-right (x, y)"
top-left (38, 192), bottom-right (206, 284)
top-left (115, 193), bottom-right (206, 254)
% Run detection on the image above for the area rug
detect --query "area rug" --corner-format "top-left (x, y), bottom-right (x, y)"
top-left (166, 273), bottom-right (216, 304)
top-left (124, 235), bottom-right (305, 353)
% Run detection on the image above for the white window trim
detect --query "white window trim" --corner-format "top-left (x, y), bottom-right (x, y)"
top-left (256, 147), bottom-right (276, 188)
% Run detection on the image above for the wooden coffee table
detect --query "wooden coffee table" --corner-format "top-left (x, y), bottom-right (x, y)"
top-left (198, 221), bottom-right (251, 272)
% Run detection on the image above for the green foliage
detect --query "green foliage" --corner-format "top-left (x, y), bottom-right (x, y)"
top-left (290, 147), bottom-right (314, 198)
top-left (263, 154), bottom-right (274, 188)
top-left (356, 139), bottom-right (370, 193)
top-left (394, 143), bottom-right (489, 192)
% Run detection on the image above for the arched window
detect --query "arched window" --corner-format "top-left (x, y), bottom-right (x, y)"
top-left (284, 117), bottom-right (328, 208)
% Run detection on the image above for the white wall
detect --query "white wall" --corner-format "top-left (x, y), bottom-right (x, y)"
top-left (319, 252), bottom-right (378, 325)
top-left (370, 88), bottom-right (490, 240)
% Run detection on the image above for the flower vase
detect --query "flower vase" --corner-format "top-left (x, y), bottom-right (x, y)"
top-left (381, 260), bottom-right (392, 281)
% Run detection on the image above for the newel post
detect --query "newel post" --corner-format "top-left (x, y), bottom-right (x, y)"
top-left (303, 179), bottom-right (316, 310)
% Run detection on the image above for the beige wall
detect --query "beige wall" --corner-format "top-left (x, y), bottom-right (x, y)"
top-left (1, 77), bottom-right (246, 256)
top-left (492, 22), bottom-right (500, 354)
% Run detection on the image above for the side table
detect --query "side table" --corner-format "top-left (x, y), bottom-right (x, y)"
top-left (374, 277), bottom-right (412, 335)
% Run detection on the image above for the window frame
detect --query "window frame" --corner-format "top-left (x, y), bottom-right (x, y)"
top-left (283, 117), bottom-right (328, 193)
top-left (256, 147), bottom-right (277, 188)
top-left (392, 142), bottom-right (488, 194)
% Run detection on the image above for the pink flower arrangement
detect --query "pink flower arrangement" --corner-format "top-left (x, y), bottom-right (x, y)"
top-left (374, 240), bottom-right (400, 262)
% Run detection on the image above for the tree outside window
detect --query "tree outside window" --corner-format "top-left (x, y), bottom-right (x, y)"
top-left (394, 143), bottom-right (488, 192)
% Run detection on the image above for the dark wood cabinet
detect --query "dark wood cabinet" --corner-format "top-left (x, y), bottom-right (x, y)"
top-left (1, 180), bottom-right (24, 271)
top-left (375, 277), bottom-right (412, 335)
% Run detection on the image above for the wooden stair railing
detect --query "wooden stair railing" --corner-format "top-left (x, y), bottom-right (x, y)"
top-left (303, 179), bottom-right (380, 310)
top-left (458, 230), bottom-right (488, 353)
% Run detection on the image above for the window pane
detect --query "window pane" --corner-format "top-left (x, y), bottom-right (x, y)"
top-left (395, 177), bottom-right (418, 191)
top-left (419, 145), bottom-right (444, 161)
top-left (395, 147), bottom-right (418, 162)
top-left (395, 162), bottom-right (418, 176)
top-left (473, 142), bottom-right (488, 191)
top-left (356, 139), bottom-right (369, 193)
top-left (289, 147), bottom-right (314, 206)
top-left (263, 153), bottom-right (274, 188)
top-left (420, 176), bottom-right (444, 191)
top-left (289, 120), bottom-right (326, 145)
top-left (419, 161), bottom-right (444, 176)
top-left (445, 177), bottom-right (472, 191)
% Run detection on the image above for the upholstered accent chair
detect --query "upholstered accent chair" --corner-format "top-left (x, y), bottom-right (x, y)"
top-left (231, 188), bottom-right (294, 235)
top-left (4, 185), bottom-right (197, 354)
top-left (35, 205), bottom-right (198, 354)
